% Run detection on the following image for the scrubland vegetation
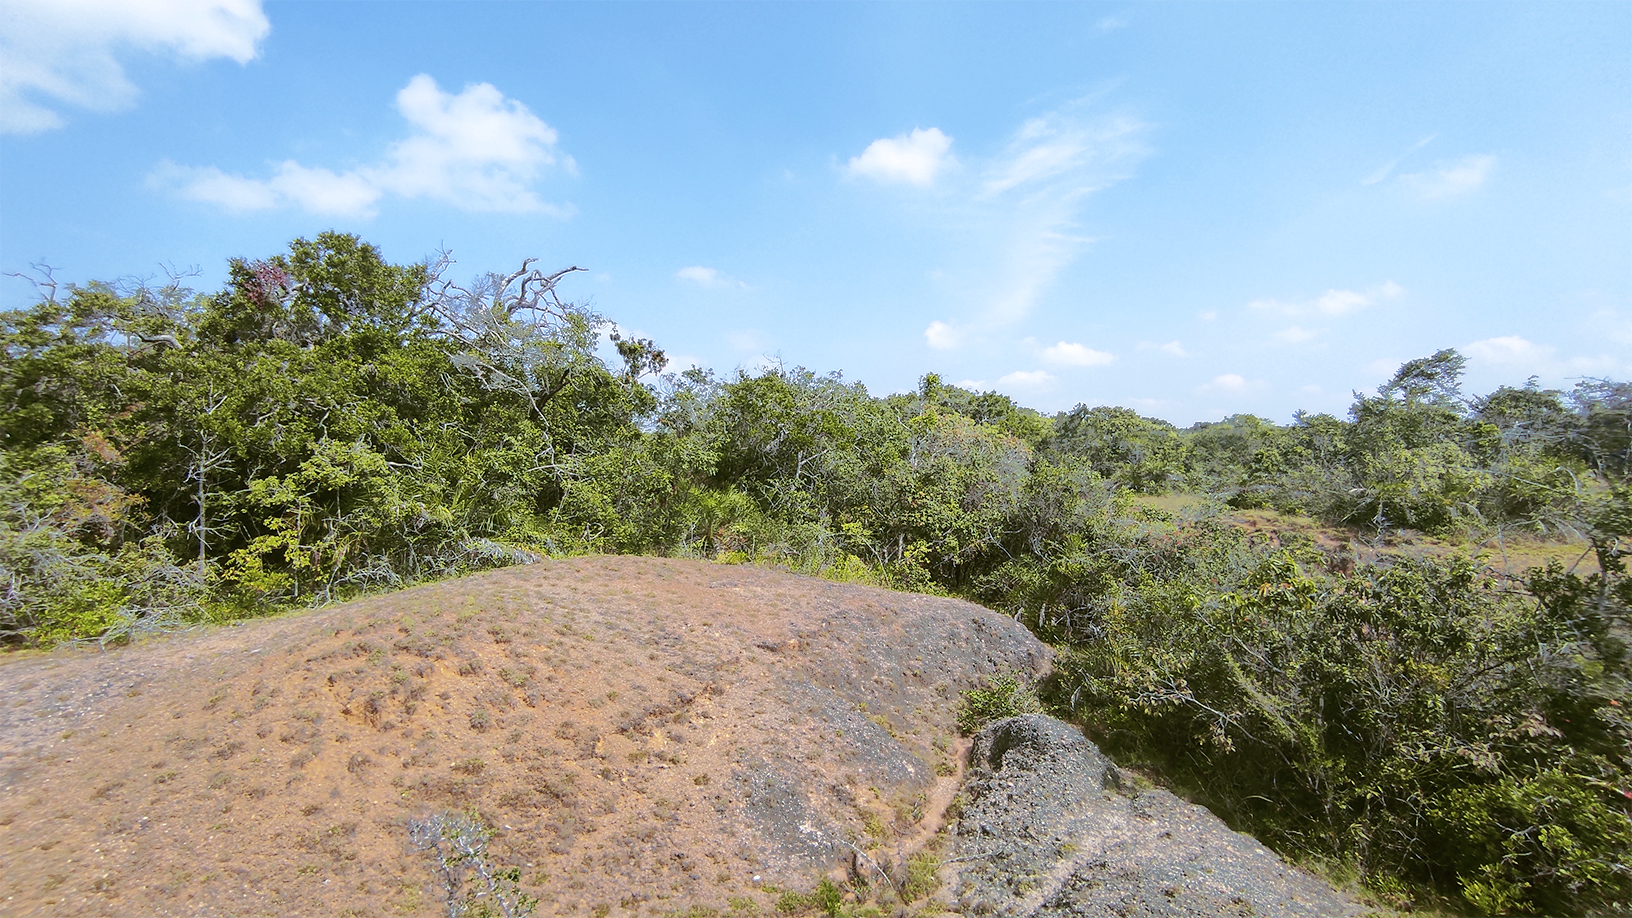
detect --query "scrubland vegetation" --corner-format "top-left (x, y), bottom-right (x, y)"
top-left (3, 234), bottom-right (1628, 914)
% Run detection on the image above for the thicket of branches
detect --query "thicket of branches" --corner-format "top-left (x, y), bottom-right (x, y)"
top-left (3, 235), bottom-right (1627, 913)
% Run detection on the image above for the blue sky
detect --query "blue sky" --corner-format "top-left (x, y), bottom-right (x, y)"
top-left (2, 1), bottom-right (1628, 425)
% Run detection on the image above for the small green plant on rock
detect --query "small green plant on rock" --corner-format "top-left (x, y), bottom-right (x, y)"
top-left (776, 878), bottom-right (845, 917)
top-left (408, 810), bottom-right (537, 918)
top-left (955, 672), bottom-right (1041, 735)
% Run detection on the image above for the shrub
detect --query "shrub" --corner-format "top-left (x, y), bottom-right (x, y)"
top-left (955, 672), bottom-right (1042, 735)
top-left (1048, 536), bottom-right (1632, 915)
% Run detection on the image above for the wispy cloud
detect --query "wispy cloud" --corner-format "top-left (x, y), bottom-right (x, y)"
top-left (981, 107), bottom-right (1145, 199)
top-left (1590, 309), bottom-right (1632, 346)
top-left (917, 99), bottom-right (1151, 348)
top-left (1362, 134), bottom-right (1436, 186)
top-left (1249, 281), bottom-right (1402, 318)
top-left (676, 266), bottom-right (745, 289)
top-left (1041, 340), bottom-right (1115, 366)
top-left (1273, 326), bottom-right (1320, 345)
top-left (998, 369), bottom-right (1055, 389)
top-left (1096, 16), bottom-right (1128, 33)
top-left (1196, 373), bottom-right (1267, 395)
top-left (0, 0), bottom-right (269, 134)
top-left (149, 74), bottom-right (572, 217)
top-left (847, 127), bottom-right (954, 187)
top-left (1463, 334), bottom-right (1623, 378)
top-left (1137, 340), bottom-right (1187, 357)
top-left (1402, 154), bottom-right (1496, 199)
top-left (1464, 335), bottom-right (1552, 365)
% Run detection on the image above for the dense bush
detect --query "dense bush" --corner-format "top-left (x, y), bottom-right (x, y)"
top-left (1036, 528), bottom-right (1631, 914)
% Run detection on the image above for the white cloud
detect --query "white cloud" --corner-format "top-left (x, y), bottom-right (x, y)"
top-left (1403, 154), bottom-right (1496, 199)
top-left (860, 98), bottom-right (1149, 355)
top-left (847, 127), bottom-right (954, 187)
top-left (1463, 335), bottom-right (1554, 365)
top-left (1096, 16), bottom-right (1128, 32)
top-left (0, 0), bottom-right (269, 134)
top-left (149, 74), bottom-right (571, 217)
top-left (1196, 373), bottom-right (1266, 395)
top-left (924, 320), bottom-right (961, 350)
top-left (998, 369), bottom-right (1055, 389)
top-left (366, 74), bottom-right (567, 211)
top-left (961, 104), bottom-right (1150, 330)
top-left (1460, 335), bottom-right (1623, 379)
top-left (149, 161), bottom-right (276, 211)
top-left (1249, 281), bottom-right (1402, 318)
top-left (268, 161), bottom-right (382, 216)
top-left (982, 109), bottom-right (1147, 199)
top-left (1198, 310), bottom-right (1218, 322)
top-left (1138, 340), bottom-right (1187, 357)
top-left (954, 379), bottom-right (988, 391)
top-left (676, 266), bottom-right (745, 289)
top-left (1041, 340), bottom-right (1115, 366)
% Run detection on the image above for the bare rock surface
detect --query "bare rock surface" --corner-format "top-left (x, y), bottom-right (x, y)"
top-left (0, 557), bottom-right (1046, 917)
top-left (952, 715), bottom-right (1370, 918)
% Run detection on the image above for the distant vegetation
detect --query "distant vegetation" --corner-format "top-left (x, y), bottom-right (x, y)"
top-left (3, 235), bottom-right (1628, 914)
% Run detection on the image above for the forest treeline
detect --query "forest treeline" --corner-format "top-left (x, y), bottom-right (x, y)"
top-left (3, 235), bottom-right (1629, 914)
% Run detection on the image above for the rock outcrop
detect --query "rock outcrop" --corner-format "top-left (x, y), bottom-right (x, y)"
top-left (0, 556), bottom-right (1047, 917)
top-left (952, 715), bottom-right (1368, 917)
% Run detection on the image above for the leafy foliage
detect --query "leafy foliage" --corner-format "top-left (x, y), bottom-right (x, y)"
top-left (955, 673), bottom-right (1043, 735)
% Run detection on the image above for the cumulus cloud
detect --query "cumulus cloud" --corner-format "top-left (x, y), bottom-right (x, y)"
top-left (847, 127), bottom-right (954, 186)
top-left (1041, 341), bottom-right (1115, 366)
top-left (148, 74), bottom-right (572, 217)
top-left (0, 0), bottom-right (269, 133)
top-left (1403, 154), bottom-right (1496, 199)
top-left (998, 369), bottom-right (1055, 389)
top-left (1249, 281), bottom-right (1402, 318)
top-left (924, 320), bottom-right (961, 350)
top-left (676, 266), bottom-right (745, 289)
